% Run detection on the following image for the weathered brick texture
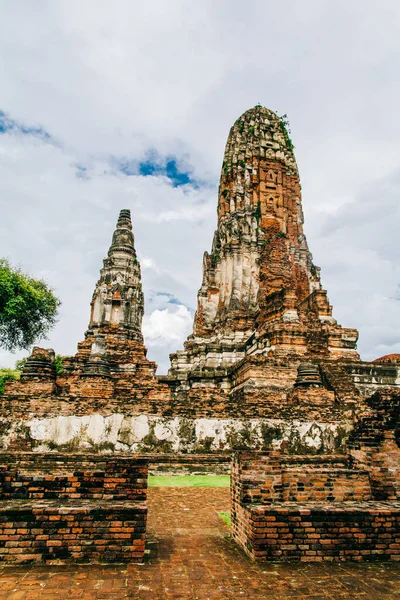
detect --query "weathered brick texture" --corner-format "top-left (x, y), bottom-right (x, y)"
top-left (231, 453), bottom-right (372, 506)
top-left (0, 500), bottom-right (146, 564)
top-left (0, 453), bottom-right (147, 501)
top-left (0, 453), bottom-right (148, 564)
top-left (231, 448), bottom-right (400, 562)
top-left (239, 503), bottom-right (400, 562)
top-left (349, 390), bottom-right (400, 501)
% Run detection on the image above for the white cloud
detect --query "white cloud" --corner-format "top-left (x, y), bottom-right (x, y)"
top-left (0, 129), bottom-right (210, 370)
top-left (310, 169), bottom-right (400, 360)
top-left (143, 305), bottom-right (193, 346)
top-left (139, 200), bottom-right (214, 224)
top-left (0, 0), bottom-right (399, 370)
top-left (143, 305), bottom-right (193, 374)
top-left (141, 257), bottom-right (158, 271)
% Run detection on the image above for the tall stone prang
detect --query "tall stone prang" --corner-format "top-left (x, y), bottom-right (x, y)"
top-left (88, 209), bottom-right (144, 341)
top-left (73, 209), bottom-right (158, 381)
top-left (169, 106), bottom-right (359, 375)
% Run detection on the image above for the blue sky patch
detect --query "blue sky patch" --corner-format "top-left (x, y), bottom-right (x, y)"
top-left (117, 150), bottom-right (194, 187)
top-left (0, 109), bottom-right (52, 142)
top-left (146, 290), bottom-right (193, 312)
top-left (154, 291), bottom-right (183, 306)
top-left (0, 110), bottom-right (197, 188)
top-left (138, 158), bottom-right (191, 186)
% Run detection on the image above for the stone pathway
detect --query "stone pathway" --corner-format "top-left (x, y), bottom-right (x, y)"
top-left (0, 487), bottom-right (399, 599)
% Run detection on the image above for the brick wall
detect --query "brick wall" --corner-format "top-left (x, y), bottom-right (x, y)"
top-left (0, 500), bottom-right (146, 564)
top-left (0, 453), bottom-right (147, 501)
top-left (231, 452), bottom-right (371, 505)
top-left (0, 453), bottom-right (148, 564)
top-left (349, 390), bottom-right (400, 501)
top-left (1, 353), bottom-right (371, 424)
top-left (145, 453), bottom-right (230, 475)
top-left (231, 451), bottom-right (400, 562)
top-left (240, 503), bottom-right (400, 562)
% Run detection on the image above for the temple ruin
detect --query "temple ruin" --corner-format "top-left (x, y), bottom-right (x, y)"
top-left (1, 105), bottom-right (399, 453)
top-left (0, 105), bottom-right (399, 563)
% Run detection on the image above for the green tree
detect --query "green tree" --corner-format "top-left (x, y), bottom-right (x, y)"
top-left (0, 259), bottom-right (60, 352)
top-left (14, 357), bottom-right (28, 371)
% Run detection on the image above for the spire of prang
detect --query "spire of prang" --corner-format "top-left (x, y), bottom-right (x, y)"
top-left (193, 105), bottom-right (320, 338)
top-left (87, 209), bottom-right (144, 341)
top-left (108, 209), bottom-right (136, 256)
top-left (169, 106), bottom-right (359, 376)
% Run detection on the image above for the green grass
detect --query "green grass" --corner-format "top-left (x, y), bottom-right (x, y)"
top-left (148, 475), bottom-right (230, 488)
top-left (218, 511), bottom-right (231, 526)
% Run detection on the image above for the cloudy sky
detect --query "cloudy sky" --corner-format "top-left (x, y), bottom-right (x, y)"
top-left (0, 0), bottom-right (399, 373)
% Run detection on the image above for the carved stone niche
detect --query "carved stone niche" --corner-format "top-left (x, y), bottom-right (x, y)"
top-left (264, 168), bottom-right (278, 188)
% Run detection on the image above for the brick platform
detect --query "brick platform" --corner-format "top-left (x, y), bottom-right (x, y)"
top-left (231, 451), bottom-right (400, 562)
top-left (0, 500), bottom-right (146, 564)
top-left (0, 453), bottom-right (148, 564)
top-left (1, 487), bottom-right (400, 599)
top-left (236, 501), bottom-right (400, 562)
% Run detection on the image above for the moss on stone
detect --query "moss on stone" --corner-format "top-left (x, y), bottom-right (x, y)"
top-left (193, 436), bottom-right (215, 453)
top-left (261, 424), bottom-right (283, 449)
top-left (138, 422), bottom-right (174, 453)
top-left (178, 418), bottom-right (196, 448)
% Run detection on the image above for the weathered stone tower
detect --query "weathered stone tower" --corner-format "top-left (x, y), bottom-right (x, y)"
top-left (169, 106), bottom-right (359, 375)
top-left (74, 209), bottom-right (155, 378)
top-left (88, 208), bottom-right (144, 340)
top-left (2, 210), bottom-right (169, 417)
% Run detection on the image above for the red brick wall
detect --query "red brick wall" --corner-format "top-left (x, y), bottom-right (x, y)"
top-left (231, 452), bottom-right (371, 505)
top-left (231, 451), bottom-right (400, 562)
top-left (240, 503), bottom-right (400, 562)
top-left (0, 453), bottom-right (148, 564)
top-left (0, 453), bottom-right (147, 501)
top-left (281, 467), bottom-right (371, 502)
top-left (349, 391), bottom-right (400, 501)
top-left (0, 500), bottom-right (146, 564)
top-left (1, 354), bottom-right (373, 424)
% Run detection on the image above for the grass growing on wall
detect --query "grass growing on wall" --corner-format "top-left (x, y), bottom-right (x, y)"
top-left (148, 475), bottom-right (230, 487)
top-left (218, 511), bottom-right (231, 526)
